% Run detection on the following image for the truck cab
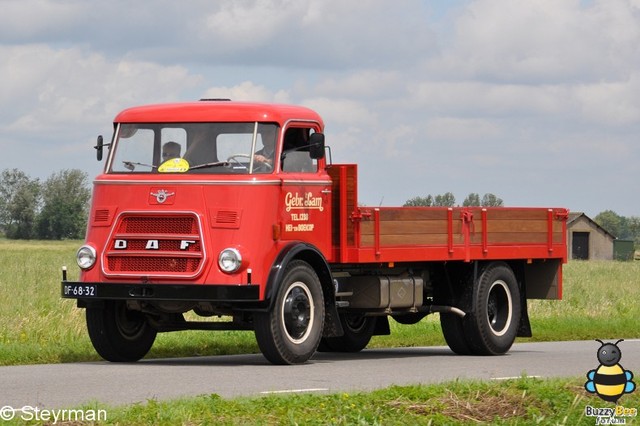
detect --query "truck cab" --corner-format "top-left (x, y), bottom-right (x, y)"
top-left (91, 101), bottom-right (331, 291)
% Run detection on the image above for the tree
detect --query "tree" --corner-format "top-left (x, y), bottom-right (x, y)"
top-left (0, 169), bottom-right (41, 239)
top-left (594, 210), bottom-right (624, 238)
top-left (481, 193), bottom-right (504, 207)
top-left (37, 169), bottom-right (91, 239)
top-left (404, 193), bottom-right (456, 207)
top-left (404, 196), bottom-right (433, 207)
top-left (463, 193), bottom-right (481, 206)
top-left (434, 192), bottom-right (456, 207)
top-left (627, 216), bottom-right (640, 247)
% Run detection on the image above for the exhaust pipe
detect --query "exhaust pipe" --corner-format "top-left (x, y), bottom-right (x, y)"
top-left (429, 305), bottom-right (466, 318)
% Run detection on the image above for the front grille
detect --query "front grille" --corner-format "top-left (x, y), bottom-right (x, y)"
top-left (108, 257), bottom-right (198, 273)
top-left (103, 213), bottom-right (205, 278)
top-left (117, 216), bottom-right (197, 234)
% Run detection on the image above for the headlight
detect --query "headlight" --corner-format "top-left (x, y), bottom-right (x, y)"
top-left (218, 248), bottom-right (242, 273)
top-left (76, 245), bottom-right (97, 270)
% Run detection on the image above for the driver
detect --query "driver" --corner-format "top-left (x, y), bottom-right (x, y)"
top-left (162, 141), bottom-right (181, 161)
top-left (253, 127), bottom-right (276, 169)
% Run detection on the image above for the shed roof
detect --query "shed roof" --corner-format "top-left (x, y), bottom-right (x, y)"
top-left (567, 212), bottom-right (616, 239)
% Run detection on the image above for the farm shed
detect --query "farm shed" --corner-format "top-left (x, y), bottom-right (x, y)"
top-left (567, 212), bottom-right (615, 260)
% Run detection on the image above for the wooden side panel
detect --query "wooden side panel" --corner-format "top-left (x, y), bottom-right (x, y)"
top-left (359, 207), bottom-right (564, 248)
top-left (484, 209), bottom-right (564, 245)
top-left (360, 208), bottom-right (459, 247)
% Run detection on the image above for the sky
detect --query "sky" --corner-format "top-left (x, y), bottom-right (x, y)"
top-left (1, 0), bottom-right (639, 218)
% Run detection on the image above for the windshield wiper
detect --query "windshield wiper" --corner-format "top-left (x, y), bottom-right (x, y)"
top-left (189, 161), bottom-right (229, 170)
top-left (123, 161), bottom-right (156, 171)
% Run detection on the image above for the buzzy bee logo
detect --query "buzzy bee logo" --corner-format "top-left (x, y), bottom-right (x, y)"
top-left (585, 339), bottom-right (636, 403)
top-left (583, 339), bottom-right (637, 425)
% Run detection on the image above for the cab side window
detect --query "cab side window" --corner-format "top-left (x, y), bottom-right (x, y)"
top-left (281, 127), bottom-right (317, 173)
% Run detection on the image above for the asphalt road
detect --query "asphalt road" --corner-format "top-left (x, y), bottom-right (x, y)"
top-left (1, 339), bottom-right (639, 410)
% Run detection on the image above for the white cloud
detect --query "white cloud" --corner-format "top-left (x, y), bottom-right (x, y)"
top-left (202, 81), bottom-right (291, 103)
top-left (425, 117), bottom-right (502, 142)
top-left (574, 74), bottom-right (640, 125)
top-left (303, 97), bottom-right (378, 128)
top-left (0, 0), bottom-right (87, 41)
top-left (0, 45), bottom-right (201, 135)
top-left (437, 0), bottom-right (640, 83)
top-left (202, 0), bottom-right (303, 49)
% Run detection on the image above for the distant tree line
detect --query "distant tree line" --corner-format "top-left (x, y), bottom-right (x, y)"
top-left (0, 168), bottom-right (91, 240)
top-left (404, 192), bottom-right (504, 207)
top-left (594, 210), bottom-right (640, 247)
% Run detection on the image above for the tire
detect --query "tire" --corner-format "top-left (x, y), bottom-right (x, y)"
top-left (440, 312), bottom-right (472, 355)
top-left (86, 301), bottom-right (157, 362)
top-left (319, 314), bottom-right (376, 352)
top-left (254, 260), bottom-right (324, 364)
top-left (437, 267), bottom-right (473, 355)
top-left (464, 262), bottom-right (521, 355)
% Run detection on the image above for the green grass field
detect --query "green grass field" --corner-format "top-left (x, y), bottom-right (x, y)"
top-left (1, 240), bottom-right (639, 424)
top-left (1, 239), bottom-right (639, 366)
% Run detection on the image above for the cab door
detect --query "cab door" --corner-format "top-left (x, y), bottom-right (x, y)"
top-left (279, 125), bottom-right (332, 259)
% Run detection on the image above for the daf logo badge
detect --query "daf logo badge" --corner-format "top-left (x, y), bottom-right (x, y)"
top-left (150, 189), bottom-right (175, 204)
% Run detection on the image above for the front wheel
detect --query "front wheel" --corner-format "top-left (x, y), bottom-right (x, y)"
top-left (86, 301), bottom-right (157, 362)
top-left (254, 260), bottom-right (325, 364)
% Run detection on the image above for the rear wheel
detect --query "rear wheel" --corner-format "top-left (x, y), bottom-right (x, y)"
top-left (86, 301), bottom-right (157, 362)
top-left (440, 262), bottom-right (520, 355)
top-left (464, 262), bottom-right (521, 355)
top-left (254, 261), bottom-right (324, 364)
top-left (319, 314), bottom-right (376, 352)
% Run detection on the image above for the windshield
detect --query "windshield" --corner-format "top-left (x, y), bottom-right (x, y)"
top-left (108, 122), bottom-right (278, 174)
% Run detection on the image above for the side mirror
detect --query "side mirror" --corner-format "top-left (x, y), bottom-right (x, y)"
top-left (308, 133), bottom-right (325, 160)
top-left (95, 135), bottom-right (104, 161)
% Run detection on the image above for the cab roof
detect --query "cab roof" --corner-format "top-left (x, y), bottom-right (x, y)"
top-left (113, 101), bottom-right (324, 128)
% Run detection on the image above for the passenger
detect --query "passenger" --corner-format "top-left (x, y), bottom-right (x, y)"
top-left (281, 128), bottom-right (314, 172)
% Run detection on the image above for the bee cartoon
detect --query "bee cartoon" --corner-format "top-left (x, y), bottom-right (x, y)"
top-left (585, 339), bottom-right (636, 403)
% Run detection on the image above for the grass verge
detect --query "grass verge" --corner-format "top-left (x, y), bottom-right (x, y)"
top-left (7, 376), bottom-right (638, 425)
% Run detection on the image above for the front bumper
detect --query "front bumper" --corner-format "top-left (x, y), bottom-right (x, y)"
top-left (61, 281), bottom-right (260, 302)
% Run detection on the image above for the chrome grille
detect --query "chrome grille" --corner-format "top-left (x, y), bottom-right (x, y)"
top-left (103, 213), bottom-right (204, 278)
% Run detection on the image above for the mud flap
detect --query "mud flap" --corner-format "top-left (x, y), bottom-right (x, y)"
top-left (373, 316), bottom-right (390, 336)
top-left (322, 301), bottom-right (344, 337)
top-left (517, 281), bottom-right (532, 337)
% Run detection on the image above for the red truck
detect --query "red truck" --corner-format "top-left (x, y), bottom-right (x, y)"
top-left (61, 100), bottom-right (568, 365)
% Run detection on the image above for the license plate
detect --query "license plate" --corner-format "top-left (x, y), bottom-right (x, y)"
top-left (62, 284), bottom-right (97, 297)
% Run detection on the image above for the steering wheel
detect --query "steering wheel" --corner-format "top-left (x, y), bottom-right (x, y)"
top-left (226, 153), bottom-right (273, 172)
top-left (226, 153), bottom-right (250, 168)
